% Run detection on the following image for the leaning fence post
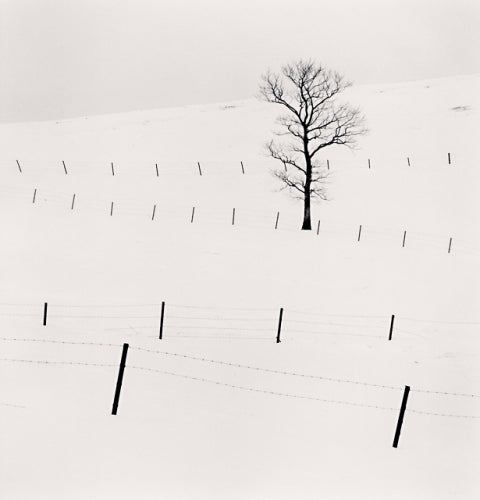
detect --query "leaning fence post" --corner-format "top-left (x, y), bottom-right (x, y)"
top-left (151, 204), bottom-right (156, 221)
top-left (62, 160), bottom-right (68, 175)
top-left (448, 237), bottom-right (453, 254)
top-left (448, 153), bottom-right (451, 165)
top-left (110, 202), bottom-right (114, 216)
top-left (407, 157), bottom-right (411, 167)
top-left (327, 159), bottom-right (330, 170)
top-left (155, 163), bottom-right (159, 177)
top-left (276, 308), bottom-right (284, 343)
top-left (197, 162), bottom-right (202, 176)
top-left (71, 194), bottom-right (76, 210)
top-left (388, 314), bottom-right (395, 341)
top-left (368, 158), bottom-right (371, 169)
top-left (16, 160), bottom-right (22, 173)
top-left (316, 220), bottom-right (321, 235)
top-left (43, 302), bottom-right (48, 326)
top-left (190, 206), bottom-right (195, 223)
top-left (32, 188), bottom-right (37, 204)
top-left (357, 224), bottom-right (362, 242)
top-left (232, 208), bottom-right (236, 226)
top-left (402, 230), bottom-right (407, 248)
top-left (111, 162), bottom-right (115, 176)
top-left (240, 161), bottom-right (245, 174)
top-left (111, 343), bottom-right (129, 415)
top-left (159, 302), bottom-right (165, 340)
top-left (392, 385), bottom-right (410, 448)
top-left (275, 212), bottom-right (280, 230)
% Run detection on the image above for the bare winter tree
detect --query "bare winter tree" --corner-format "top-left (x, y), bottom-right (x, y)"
top-left (260, 60), bottom-right (366, 230)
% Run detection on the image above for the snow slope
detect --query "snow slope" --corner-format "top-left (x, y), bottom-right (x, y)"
top-left (1, 75), bottom-right (480, 499)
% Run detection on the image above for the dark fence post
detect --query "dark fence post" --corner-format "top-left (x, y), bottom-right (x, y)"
top-left (388, 314), bottom-right (395, 341)
top-left (232, 208), bottom-right (236, 226)
top-left (159, 302), bottom-right (165, 340)
top-left (407, 157), bottom-right (410, 167)
top-left (111, 162), bottom-right (115, 176)
top-left (110, 202), bottom-right (114, 216)
top-left (197, 162), bottom-right (202, 176)
top-left (317, 220), bottom-right (321, 235)
top-left (16, 160), bottom-right (22, 173)
top-left (276, 308), bottom-right (284, 343)
top-left (62, 160), bottom-right (68, 175)
top-left (151, 205), bottom-right (156, 221)
top-left (275, 212), bottom-right (280, 230)
top-left (43, 302), bottom-right (48, 326)
top-left (155, 163), bottom-right (159, 177)
top-left (368, 158), bottom-right (371, 169)
top-left (357, 224), bottom-right (362, 242)
top-left (191, 206), bottom-right (195, 223)
top-left (448, 237), bottom-right (453, 254)
top-left (71, 194), bottom-right (76, 210)
top-left (240, 161), bottom-right (245, 174)
top-left (402, 230), bottom-right (407, 248)
top-left (111, 343), bottom-right (129, 415)
top-left (448, 153), bottom-right (451, 165)
top-left (392, 385), bottom-right (410, 448)
top-left (327, 159), bottom-right (330, 170)
top-left (32, 188), bottom-right (37, 204)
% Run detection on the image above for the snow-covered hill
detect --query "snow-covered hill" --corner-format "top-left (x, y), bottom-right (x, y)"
top-left (1, 75), bottom-right (479, 499)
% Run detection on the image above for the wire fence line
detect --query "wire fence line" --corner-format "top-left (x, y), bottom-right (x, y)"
top-left (1, 355), bottom-right (478, 419)
top-left (1, 337), bottom-right (479, 400)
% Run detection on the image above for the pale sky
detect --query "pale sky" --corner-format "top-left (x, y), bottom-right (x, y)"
top-left (1, 0), bottom-right (479, 122)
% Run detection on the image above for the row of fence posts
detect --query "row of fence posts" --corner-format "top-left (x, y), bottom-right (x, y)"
top-left (28, 193), bottom-right (456, 252)
top-left (14, 153), bottom-right (456, 176)
top-left (38, 300), bottom-right (411, 447)
top-left (108, 345), bottom-right (411, 448)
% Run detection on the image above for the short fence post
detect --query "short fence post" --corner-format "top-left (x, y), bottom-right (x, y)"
top-left (316, 220), bottom-right (321, 235)
top-left (155, 163), bottom-right (159, 177)
top-left (111, 162), bottom-right (115, 176)
top-left (407, 157), bottom-right (410, 167)
top-left (197, 162), bottom-right (202, 176)
top-left (43, 302), bottom-right (48, 326)
top-left (448, 153), bottom-right (451, 165)
top-left (388, 314), bottom-right (395, 341)
top-left (62, 160), bottom-right (68, 175)
top-left (327, 159), bottom-right (330, 170)
top-left (16, 160), bottom-right (22, 173)
top-left (151, 204), bottom-right (156, 221)
top-left (392, 385), bottom-right (410, 448)
top-left (448, 237), bottom-right (452, 254)
top-left (368, 158), bottom-right (371, 169)
top-left (190, 206), bottom-right (195, 223)
top-left (32, 188), bottom-right (37, 204)
top-left (110, 202), bottom-right (114, 216)
top-left (357, 224), bottom-right (362, 242)
top-left (71, 194), bottom-right (76, 210)
top-left (275, 212), bottom-right (280, 230)
top-left (240, 161), bottom-right (245, 174)
top-left (402, 230), bottom-right (407, 248)
top-left (232, 208), bottom-right (236, 226)
top-left (276, 308), bottom-right (284, 343)
top-left (159, 302), bottom-right (165, 340)
top-left (111, 343), bottom-right (129, 415)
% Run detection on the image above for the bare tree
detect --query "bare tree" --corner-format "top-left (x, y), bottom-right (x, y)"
top-left (260, 60), bottom-right (366, 230)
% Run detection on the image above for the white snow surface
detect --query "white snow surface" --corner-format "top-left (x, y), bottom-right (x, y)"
top-left (1, 75), bottom-right (480, 499)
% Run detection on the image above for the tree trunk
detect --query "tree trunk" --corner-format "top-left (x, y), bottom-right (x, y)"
top-left (302, 189), bottom-right (311, 230)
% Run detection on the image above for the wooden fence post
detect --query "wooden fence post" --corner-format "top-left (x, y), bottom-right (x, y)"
top-left (392, 385), bottom-right (410, 448)
top-left (368, 158), bottom-right (371, 169)
top-left (276, 308), bottom-right (284, 343)
top-left (197, 162), bottom-right (202, 176)
top-left (151, 204), bottom-right (156, 221)
top-left (402, 230), bottom-right (407, 248)
top-left (111, 162), bottom-right (115, 176)
top-left (62, 161), bottom-right (68, 175)
top-left (110, 202), bottom-right (114, 216)
top-left (388, 314), bottom-right (395, 341)
top-left (327, 159), bottom-right (330, 170)
top-left (240, 161), bottom-right (245, 174)
top-left (448, 153), bottom-right (451, 165)
top-left (317, 220), bottom-right (321, 235)
top-left (32, 188), bottom-right (37, 204)
top-left (111, 343), bottom-right (129, 415)
top-left (190, 206), bottom-right (195, 223)
top-left (448, 237), bottom-right (452, 254)
top-left (43, 302), bottom-right (48, 326)
top-left (71, 194), bottom-right (76, 210)
top-left (16, 160), bottom-right (22, 173)
top-left (275, 212), bottom-right (280, 230)
top-left (357, 224), bottom-right (362, 242)
top-left (232, 208), bottom-right (236, 226)
top-left (155, 163), bottom-right (159, 177)
top-left (407, 157), bottom-right (410, 167)
top-left (159, 302), bottom-right (165, 340)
